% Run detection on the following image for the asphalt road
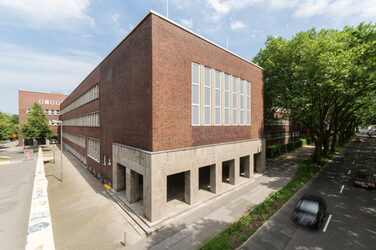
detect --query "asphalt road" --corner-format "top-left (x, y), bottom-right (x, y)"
top-left (241, 136), bottom-right (376, 250)
top-left (0, 156), bottom-right (36, 250)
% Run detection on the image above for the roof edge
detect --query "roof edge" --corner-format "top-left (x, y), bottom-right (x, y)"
top-left (149, 10), bottom-right (264, 71)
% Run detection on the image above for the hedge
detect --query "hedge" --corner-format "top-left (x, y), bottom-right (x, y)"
top-left (266, 140), bottom-right (304, 158)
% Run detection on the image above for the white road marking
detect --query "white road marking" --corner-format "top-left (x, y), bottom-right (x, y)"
top-left (340, 185), bottom-right (344, 193)
top-left (323, 214), bottom-right (332, 232)
top-left (348, 170), bottom-right (351, 175)
top-left (352, 160), bottom-right (355, 165)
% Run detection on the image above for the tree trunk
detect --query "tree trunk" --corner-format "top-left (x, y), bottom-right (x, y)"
top-left (322, 136), bottom-right (329, 158)
top-left (330, 133), bottom-right (337, 154)
top-left (313, 135), bottom-right (323, 163)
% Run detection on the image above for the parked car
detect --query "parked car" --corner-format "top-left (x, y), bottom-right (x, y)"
top-left (353, 172), bottom-right (375, 189)
top-left (291, 195), bottom-right (327, 230)
top-left (353, 137), bottom-right (363, 142)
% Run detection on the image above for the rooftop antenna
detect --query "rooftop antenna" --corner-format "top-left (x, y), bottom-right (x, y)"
top-left (167, 0), bottom-right (169, 18)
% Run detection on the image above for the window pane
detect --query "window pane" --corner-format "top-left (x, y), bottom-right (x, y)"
top-left (247, 97), bottom-right (250, 110)
top-left (192, 84), bottom-right (199, 104)
top-left (205, 107), bottom-right (211, 125)
top-left (224, 109), bottom-right (229, 124)
top-left (224, 92), bottom-right (229, 107)
top-left (240, 97), bottom-right (244, 109)
top-left (233, 77), bottom-right (237, 92)
top-left (240, 80), bottom-right (244, 94)
top-left (215, 89), bottom-right (220, 106)
top-left (205, 88), bottom-right (211, 106)
top-left (247, 111), bottom-right (251, 124)
top-left (215, 70), bottom-right (220, 89)
top-left (205, 67), bottom-right (211, 87)
top-left (233, 93), bottom-right (237, 108)
top-left (225, 74), bottom-right (229, 91)
top-left (192, 63), bottom-right (199, 84)
top-left (240, 111), bottom-right (244, 124)
top-left (247, 82), bottom-right (251, 95)
top-left (215, 108), bottom-right (220, 124)
top-left (233, 110), bottom-right (237, 124)
top-left (192, 105), bottom-right (199, 125)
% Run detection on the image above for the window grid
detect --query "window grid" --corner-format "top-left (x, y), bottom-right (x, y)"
top-left (232, 77), bottom-right (238, 125)
top-left (87, 137), bottom-right (100, 162)
top-left (224, 74), bottom-right (230, 125)
top-left (61, 84), bottom-right (99, 115)
top-left (240, 79), bottom-right (244, 125)
top-left (192, 63), bottom-right (200, 125)
top-left (215, 70), bottom-right (221, 125)
top-left (62, 112), bottom-right (100, 127)
top-left (247, 81), bottom-right (251, 125)
top-left (204, 67), bottom-right (211, 125)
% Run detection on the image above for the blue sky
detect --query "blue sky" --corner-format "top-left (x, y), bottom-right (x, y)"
top-left (0, 0), bottom-right (375, 114)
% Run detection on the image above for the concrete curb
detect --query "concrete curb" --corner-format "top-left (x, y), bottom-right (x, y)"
top-left (25, 147), bottom-right (55, 250)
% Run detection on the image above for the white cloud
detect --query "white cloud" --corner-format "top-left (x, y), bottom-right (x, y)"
top-left (111, 13), bottom-right (126, 36)
top-left (231, 20), bottom-right (245, 31)
top-left (206, 0), bottom-right (261, 21)
top-left (0, 43), bottom-right (100, 92)
top-left (181, 18), bottom-right (193, 29)
top-left (268, 0), bottom-right (376, 20)
top-left (0, 0), bottom-right (94, 29)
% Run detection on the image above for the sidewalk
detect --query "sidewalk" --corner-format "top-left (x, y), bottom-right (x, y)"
top-left (44, 144), bottom-right (314, 249)
top-left (43, 147), bottom-right (143, 250)
top-left (127, 145), bottom-right (315, 250)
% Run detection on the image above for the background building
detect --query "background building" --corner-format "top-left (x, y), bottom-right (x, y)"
top-left (60, 11), bottom-right (265, 222)
top-left (264, 111), bottom-right (300, 145)
top-left (18, 90), bottom-right (67, 146)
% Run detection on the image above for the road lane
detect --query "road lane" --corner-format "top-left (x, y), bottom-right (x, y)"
top-left (241, 137), bottom-right (376, 250)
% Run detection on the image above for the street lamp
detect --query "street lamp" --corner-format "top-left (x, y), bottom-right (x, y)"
top-left (52, 120), bottom-right (63, 182)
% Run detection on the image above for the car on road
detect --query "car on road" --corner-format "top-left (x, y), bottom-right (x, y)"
top-left (291, 195), bottom-right (327, 230)
top-left (353, 172), bottom-right (375, 189)
top-left (353, 137), bottom-right (363, 142)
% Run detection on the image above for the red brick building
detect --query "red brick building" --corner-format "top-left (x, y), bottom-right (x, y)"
top-left (60, 11), bottom-right (265, 222)
top-left (18, 90), bottom-right (67, 146)
top-left (264, 111), bottom-right (300, 145)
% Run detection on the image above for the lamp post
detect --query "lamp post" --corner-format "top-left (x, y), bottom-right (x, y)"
top-left (52, 120), bottom-right (63, 182)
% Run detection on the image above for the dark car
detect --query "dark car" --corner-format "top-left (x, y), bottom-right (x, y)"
top-left (291, 195), bottom-right (327, 230)
top-left (353, 172), bottom-right (375, 189)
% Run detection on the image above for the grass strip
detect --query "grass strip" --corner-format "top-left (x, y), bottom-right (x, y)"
top-left (199, 143), bottom-right (347, 250)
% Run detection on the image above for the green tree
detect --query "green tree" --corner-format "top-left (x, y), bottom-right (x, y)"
top-left (21, 103), bottom-right (52, 144)
top-left (0, 112), bottom-right (17, 141)
top-left (254, 23), bottom-right (375, 162)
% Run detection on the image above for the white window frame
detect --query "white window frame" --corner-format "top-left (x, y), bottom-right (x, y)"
top-left (204, 67), bottom-right (211, 126)
top-left (247, 81), bottom-right (251, 125)
top-left (39, 99), bottom-right (43, 104)
top-left (56, 100), bottom-right (60, 105)
top-left (239, 79), bottom-right (244, 125)
top-left (192, 63), bottom-right (200, 126)
top-left (45, 100), bottom-right (49, 104)
top-left (232, 76), bottom-right (238, 125)
top-left (224, 74), bottom-right (230, 125)
top-left (214, 70), bottom-right (221, 125)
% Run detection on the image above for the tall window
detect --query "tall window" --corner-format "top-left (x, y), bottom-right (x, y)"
top-left (56, 100), bottom-right (60, 105)
top-left (247, 81), bottom-right (251, 125)
top-left (224, 74), bottom-right (230, 125)
top-left (239, 79), bottom-right (244, 125)
top-left (192, 63), bottom-right (200, 125)
top-left (215, 70), bottom-right (221, 125)
top-left (232, 77), bottom-right (237, 124)
top-left (39, 99), bottom-right (43, 104)
top-left (87, 138), bottom-right (100, 162)
top-left (204, 67), bottom-right (211, 125)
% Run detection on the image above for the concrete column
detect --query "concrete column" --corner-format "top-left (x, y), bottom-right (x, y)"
top-left (185, 169), bottom-right (197, 205)
top-left (243, 156), bottom-right (251, 178)
top-left (229, 158), bottom-right (240, 185)
top-left (249, 154), bottom-right (254, 178)
top-left (126, 169), bottom-right (139, 203)
top-left (115, 164), bottom-right (125, 191)
top-left (210, 163), bottom-right (221, 193)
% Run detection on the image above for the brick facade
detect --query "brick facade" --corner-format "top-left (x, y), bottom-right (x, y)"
top-left (18, 90), bottom-right (67, 146)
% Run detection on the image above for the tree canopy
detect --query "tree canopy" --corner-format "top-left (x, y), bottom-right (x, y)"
top-left (0, 112), bottom-right (17, 141)
top-left (253, 22), bottom-right (376, 162)
top-left (21, 103), bottom-right (52, 143)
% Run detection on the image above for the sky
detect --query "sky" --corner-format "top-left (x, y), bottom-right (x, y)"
top-left (0, 0), bottom-right (375, 114)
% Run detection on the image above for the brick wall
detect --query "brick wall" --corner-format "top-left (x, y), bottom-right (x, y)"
top-left (151, 14), bottom-right (264, 151)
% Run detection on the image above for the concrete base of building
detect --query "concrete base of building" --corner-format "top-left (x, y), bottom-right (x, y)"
top-left (112, 139), bottom-right (266, 222)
